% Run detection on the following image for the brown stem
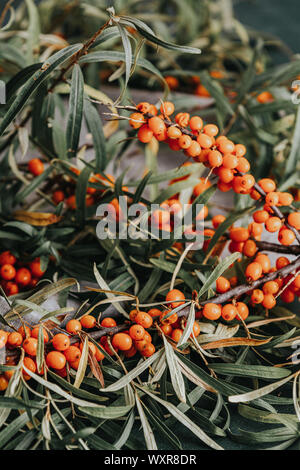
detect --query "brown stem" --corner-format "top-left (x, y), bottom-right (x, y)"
top-left (255, 240), bottom-right (300, 255)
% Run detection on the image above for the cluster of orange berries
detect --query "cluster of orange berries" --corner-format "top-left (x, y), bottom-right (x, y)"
top-left (0, 251), bottom-right (45, 296)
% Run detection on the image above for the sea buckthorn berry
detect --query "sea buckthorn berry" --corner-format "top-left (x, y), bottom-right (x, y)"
top-left (112, 333), bottom-right (132, 351)
top-left (234, 144), bottom-right (246, 157)
top-left (236, 157), bottom-right (250, 173)
top-left (202, 303), bottom-right (222, 321)
top-left (235, 302), bottom-right (249, 321)
top-left (160, 101), bottom-right (175, 116)
top-left (245, 262), bottom-right (262, 280)
top-left (46, 351), bottom-right (66, 370)
top-left (134, 311), bottom-right (153, 329)
top-left (160, 310), bottom-right (178, 325)
top-left (216, 276), bottom-right (230, 293)
top-left (23, 337), bottom-right (38, 356)
top-left (193, 177), bottom-right (211, 196)
top-left (222, 154), bottom-right (238, 169)
top-left (69, 358), bottom-right (80, 370)
top-left (208, 150), bottom-right (223, 167)
top-left (1, 264), bottom-right (16, 281)
top-left (250, 189), bottom-right (261, 201)
top-left (64, 346), bottom-right (81, 363)
top-left (263, 281), bottom-right (279, 295)
top-left (4, 369), bottom-right (15, 381)
top-left (123, 345), bottom-right (137, 358)
top-left (276, 257), bottom-right (290, 270)
top-left (167, 138), bottom-right (181, 151)
top-left (166, 289), bottom-right (185, 308)
top-left (129, 112), bottom-right (145, 129)
top-left (221, 304), bottom-right (238, 321)
top-left (28, 158), bottom-right (44, 176)
top-left (141, 343), bottom-right (155, 357)
top-left (18, 325), bottom-right (31, 339)
top-left (80, 341), bottom-right (96, 356)
top-left (197, 133), bottom-right (213, 149)
top-left (218, 167), bottom-right (234, 183)
top-left (167, 126), bottom-right (182, 139)
top-left (243, 240), bottom-right (258, 257)
top-left (66, 195), bottom-right (76, 210)
top-left (129, 324), bottom-right (145, 341)
top-left (189, 116), bottom-right (203, 131)
top-left (80, 315), bottom-right (96, 329)
top-left (52, 190), bottom-right (65, 204)
top-left (143, 331), bottom-right (152, 343)
top-left (165, 76), bottom-right (179, 90)
top-left (0, 251), bottom-right (16, 266)
top-left (129, 310), bottom-right (138, 322)
top-left (232, 176), bottom-right (249, 194)
top-left (148, 104), bottom-right (158, 115)
top-left (29, 258), bottom-right (45, 278)
top-left (203, 124), bottom-right (219, 137)
top-left (253, 210), bottom-right (269, 223)
top-left (255, 254), bottom-right (271, 273)
top-left (22, 356), bottom-right (36, 379)
top-left (137, 125), bottom-right (153, 143)
top-left (192, 321), bottom-right (200, 337)
top-left (171, 328), bottom-right (183, 342)
top-left (258, 178), bottom-right (276, 193)
top-left (31, 327), bottom-right (49, 343)
top-left (7, 332), bottom-right (23, 347)
top-left (218, 139), bottom-right (235, 154)
top-left (178, 134), bottom-right (192, 149)
top-left (0, 330), bottom-right (8, 348)
top-left (278, 192), bottom-right (293, 206)
top-left (0, 376), bottom-right (8, 391)
top-left (212, 214), bottom-right (226, 229)
top-left (228, 241), bottom-right (244, 253)
top-left (281, 289), bottom-right (295, 303)
top-left (101, 317), bottom-right (117, 328)
top-left (265, 192), bottom-right (279, 206)
top-left (229, 227), bottom-right (249, 242)
top-left (159, 324), bottom-right (172, 336)
top-left (278, 228), bottom-right (296, 246)
top-left (137, 102), bottom-right (151, 114)
top-left (52, 333), bottom-right (70, 352)
top-left (5, 282), bottom-right (19, 296)
top-left (66, 319), bottom-right (82, 334)
top-left (288, 212), bottom-right (300, 230)
top-left (195, 84), bottom-right (210, 97)
top-left (239, 174), bottom-right (255, 190)
top-left (15, 268), bottom-right (31, 287)
top-left (95, 345), bottom-right (105, 361)
top-left (251, 289), bottom-right (264, 304)
top-left (186, 141), bottom-right (201, 157)
top-left (175, 112), bottom-right (190, 127)
top-left (148, 116), bottom-right (166, 134)
top-left (248, 222), bottom-right (263, 239)
top-left (262, 294), bottom-right (276, 309)
top-left (256, 91), bottom-right (274, 103)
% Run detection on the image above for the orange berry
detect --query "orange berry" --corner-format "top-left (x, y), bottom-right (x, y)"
top-left (186, 141), bottom-right (201, 157)
top-left (66, 195), bottom-right (76, 210)
top-left (166, 289), bottom-right (185, 309)
top-left (111, 333), bottom-right (132, 351)
top-left (256, 91), bottom-right (274, 104)
top-left (245, 262), bottom-right (262, 280)
top-left (197, 133), bottom-right (213, 149)
top-left (137, 102), bottom-right (151, 113)
top-left (141, 343), bottom-right (155, 357)
top-left (171, 328), bottom-right (183, 342)
top-left (222, 154), bottom-right (238, 169)
top-left (31, 327), bottom-right (49, 343)
top-left (208, 150), bottom-right (223, 167)
top-left (135, 312), bottom-right (153, 329)
top-left (52, 190), bottom-right (65, 204)
top-left (101, 317), bottom-right (117, 328)
top-left (189, 116), bottom-right (203, 131)
top-left (80, 315), bottom-right (96, 329)
top-left (276, 257), bottom-right (290, 269)
top-left (218, 139), bottom-right (235, 154)
top-left (29, 258), bottom-right (45, 278)
top-left (0, 330), bottom-right (8, 348)
top-left (148, 116), bottom-right (166, 134)
top-left (195, 84), bottom-right (210, 97)
top-left (79, 341), bottom-right (96, 355)
top-left (281, 289), bottom-right (295, 303)
top-left (258, 178), bottom-right (276, 193)
top-left (218, 167), bottom-right (234, 184)
top-left (95, 345), bottom-right (105, 361)
top-left (193, 177), bottom-right (211, 197)
top-left (66, 319), bottom-right (82, 334)
top-left (129, 310), bottom-right (138, 322)
top-left (212, 214), bottom-right (226, 228)
top-left (278, 228), bottom-right (296, 246)
top-left (202, 303), bottom-right (222, 321)
top-left (263, 281), bottom-right (279, 295)
top-left (28, 158), bottom-right (44, 176)
top-left (123, 345), bottom-right (137, 358)
top-left (251, 289), bottom-right (264, 304)
top-left (69, 358), bottom-right (80, 370)
top-left (216, 276), bottom-right (230, 293)
top-left (175, 112), bottom-right (190, 127)
top-left (52, 334), bottom-right (70, 352)
top-left (178, 134), bottom-right (192, 149)
top-left (129, 324), bottom-right (145, 341)
top-left (235, 302), bottom-right (249, 321)
top-left (137, 125), bottom-right (153, 143)
top-left (7, 331), bottom-right (23, 347)
top-left (64, 346), bottom-right (81, 363)
top-left (0, 251), bottom-right (16, 266)
top-left (278, 192), bottom-right (293, 206)
top-left (160, 101), bottom-right (174, 116)
top-left (234, 144), bottom-right (246, 157)
top-left (167, 126), bottom-right (182, 139)
top-left (288, 212), bottom-right (300, 230)
top-left (1, 264), bottom-right (16, 281)
top-left (129, 112), bottom-right (145, 129)
top-left (165, 76), bottom-right (179, 90)
top-left (243, 240), bottom-right (257, 257)
top-left (262, 294), bottom-right (276, 309)
top-left (192, 321), bottom-right (200, 337)
top-left (230, 276), bottom-right (238, 287)
top-left (22, 356), bottom-right (36, 380)
top-left (229, 227), bottom-right (249, 243)
top-left (46, 351), bottom-right (66, 370)
top-left (255, 254), bottom-right (271, 273)
top-left (253, 210), bottom-right (269, 223)
top-left (203, 124), bottom-right (218, 137)
top-left (265, 192), bottom-right (279, 206)
top-left (248, 222), bottom-right (263, 239)
top-left (5, 282), bottom-right (19, 296)
top-left (22, 337), bottom-right (38, 356)
top-left (18, 325), bottom-right (31, 339)
top-left (236, 157), bottom-right (250, 173)
top-left (15, 268), bottom-right (31, 287)
top-left (221, 304), bottom-right (237, 321)
top-left (160, 310), bottom-right (178, 325)
top-left (0, 375), bottom-right (8, 391)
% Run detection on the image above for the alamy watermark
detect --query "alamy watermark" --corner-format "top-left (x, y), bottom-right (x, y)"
top-left (0, 80), bottom-right (6, 104)
top-left (95, 197), bottom-right (205, 250)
